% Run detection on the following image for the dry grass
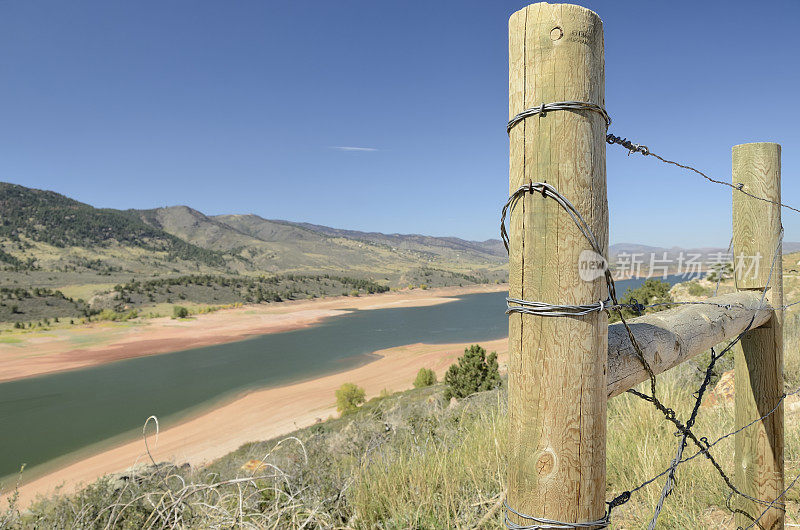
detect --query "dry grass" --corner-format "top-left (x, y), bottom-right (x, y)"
top-left (3, 364), bottom-right (797, 529)
top-left (2, 302), bottom-right (799, 528)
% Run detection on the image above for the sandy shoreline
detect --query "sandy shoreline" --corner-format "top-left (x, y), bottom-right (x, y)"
top-left (5, 340), bottom-right (509, 509)
top-left (0, 284), bottom-right (508, 507)
top-left (0, 283), bottom-right (506, 383)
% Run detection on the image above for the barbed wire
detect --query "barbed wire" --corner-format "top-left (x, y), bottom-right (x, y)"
top-left (644, 319), bottom-right (763, 528)
top-left (646, 236), bottom-right (732, 528)
top-left (614, 384), bottom-right (800, 499)
top-left (503, 100), bottom-right (798, 529)
top-left (498, 179), bottom-right (780, 525)
top-left (615, 230), bottom-right (785, 530)
top-left (606, 133), bottom-right (800, 215)
top-left (605, 238), bottom-right (786, 520)
top-left (620, 380), bottom-right (800, 529)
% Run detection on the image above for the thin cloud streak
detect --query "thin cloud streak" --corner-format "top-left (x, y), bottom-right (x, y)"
top-left (330, 146), bottom-right (378, 152)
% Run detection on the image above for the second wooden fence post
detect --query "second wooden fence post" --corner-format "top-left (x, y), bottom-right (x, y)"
top-left (732, 142), bottom-right (784, 528)
top-left (507, 3), bottom-right (608, 525)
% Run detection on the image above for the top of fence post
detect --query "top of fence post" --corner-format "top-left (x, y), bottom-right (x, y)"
top-left (733, 142), bottom-right (782, 291)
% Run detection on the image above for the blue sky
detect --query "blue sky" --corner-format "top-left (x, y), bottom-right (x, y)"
top-left (1, 1), bottom-right (798, 247)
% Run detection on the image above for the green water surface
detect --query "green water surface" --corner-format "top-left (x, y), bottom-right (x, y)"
top-left (0, 276), bottom-right (676, 482)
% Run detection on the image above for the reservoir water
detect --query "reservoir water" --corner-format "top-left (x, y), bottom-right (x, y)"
top-left (0, 276), bottom-right (685, 481)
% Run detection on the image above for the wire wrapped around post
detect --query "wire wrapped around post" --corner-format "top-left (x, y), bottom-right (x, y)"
top-left (500, 181), bottom-right (619, 317)
top-left (507, 100), bottom-right (611, 134)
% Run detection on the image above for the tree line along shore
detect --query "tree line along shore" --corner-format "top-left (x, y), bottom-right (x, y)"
top-left (0, 271), bottom-right (504, 333)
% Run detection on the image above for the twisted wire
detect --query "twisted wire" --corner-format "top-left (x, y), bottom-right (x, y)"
top-left (501, 181), bottom-right (620, 526)
top-left (504, 502), bottom-right (609, 530)
top-left (507, 296), bottom-right (616, 317)
top-left (616, 314), bottom-right (776, 510)
top-left (615, 240), bottom-right (782, 513)
top-left (501, 182), bottom-right (605, 256)
top-left (500, 181), bottom-right (618, 318)
top-left (508, 100), bottom-right (611, 134)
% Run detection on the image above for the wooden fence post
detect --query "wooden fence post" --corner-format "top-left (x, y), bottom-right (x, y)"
top-left (732, 142), bottom-right (784, 528)
top-left (507, 3), bottom-right (608, 526)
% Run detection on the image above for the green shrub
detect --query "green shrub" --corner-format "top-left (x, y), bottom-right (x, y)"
top-left (444, 344), bottom-right (500, 400)
top-left (335, 382), bottom-right (366, 415)
top-left (610, 278), bottom-right (674, 322)
top-left (172, 305), bottom-right (189, 319)
top-left (97, 309), bottom-right (119, 321)
top-left (413, 367), bottom-right (437, 388)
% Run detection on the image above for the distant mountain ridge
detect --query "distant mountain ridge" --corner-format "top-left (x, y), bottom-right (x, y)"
top-left (2, 182), bottom-right (795, 282)
top-left (0, 182), bottom-right (506, 282)
top-left (289, 221), bottom-right (505, 258)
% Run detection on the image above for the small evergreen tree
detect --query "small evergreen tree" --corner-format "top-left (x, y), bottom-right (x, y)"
top-left (707, 262), bottom-right (733, 283)
top-left (335, 383), bottom-right (366, 415)
top-left (610, 278), bottom-right (673, 322)
top-left (444, 344), bottom-right (501, 400)
top-left (413, 367), bottom-right (437, 388)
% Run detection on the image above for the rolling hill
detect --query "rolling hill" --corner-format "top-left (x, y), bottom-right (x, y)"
top-left (0, 182), bottom-right (507, 290)
top-left (0, 182), bottom-right (226, 270)
top-left (0, 182), bottom-right (510, 323)
top-left (3, 182), bottom-right (797, 282)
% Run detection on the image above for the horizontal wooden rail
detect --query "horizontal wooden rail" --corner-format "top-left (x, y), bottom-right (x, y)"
top-left (607, 291), bottom-right (772, 398)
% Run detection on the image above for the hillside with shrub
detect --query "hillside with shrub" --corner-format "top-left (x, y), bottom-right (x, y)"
top-left (4, 328), bottom-right (799, 528)
top-left (0, 183), bottom-right (226, 268)
top-left (0, 182), bottom-right (506, 325)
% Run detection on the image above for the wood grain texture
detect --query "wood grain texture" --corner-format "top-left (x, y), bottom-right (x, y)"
top-left (507, 3), bottom-right (607, 525)
top-left (733, 143), bottom-right (782, 291)
top-left (732, 143), bottom-right (784, 528)
top-left (606, 292), bottom-right (771, 398)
